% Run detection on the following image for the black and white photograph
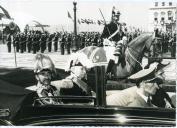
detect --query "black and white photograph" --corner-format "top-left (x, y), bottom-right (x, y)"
top-left (0, 0), bottom-right (176, 126)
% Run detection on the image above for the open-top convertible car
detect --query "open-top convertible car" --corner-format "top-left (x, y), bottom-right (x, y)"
top-left (0, 66), bottom-right (175, 126)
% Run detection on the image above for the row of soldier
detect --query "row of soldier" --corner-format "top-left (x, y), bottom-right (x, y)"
top-left (6, 29), bottom-right (144, 54)
top-left (6, 31), bottom-right (104, 54)
top-left (6, 31), bottom-right (72, 55)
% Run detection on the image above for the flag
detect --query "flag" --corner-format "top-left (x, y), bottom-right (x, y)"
top-left (67, 11), bottom-right (72, 19)
top-left (97, 20), bottom-right (101, 25)
top-left (81, 18), bottom-right (85, 23)
top-left (85, 19), bottom-right (89, 24)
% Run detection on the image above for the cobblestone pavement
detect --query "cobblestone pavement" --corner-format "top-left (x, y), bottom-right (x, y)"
top-left (0, 44), bottom-right (176, 81)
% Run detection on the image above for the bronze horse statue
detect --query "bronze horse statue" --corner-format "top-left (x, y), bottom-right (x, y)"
top-left (67, 33), bottom-right (155, 79)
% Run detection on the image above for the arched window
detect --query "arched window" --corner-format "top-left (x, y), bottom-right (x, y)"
top-left (161, 12), bottom-right (165, 16)
top-left (154, 12), bottom-right (158, 18)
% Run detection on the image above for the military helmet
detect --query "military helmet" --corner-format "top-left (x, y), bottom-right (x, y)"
top-left (34, 54), bottom-right (56, 74)
top-left (112, 6), bottom-right (121, 18)
top-left (114, 10), bottom-right (121, 16)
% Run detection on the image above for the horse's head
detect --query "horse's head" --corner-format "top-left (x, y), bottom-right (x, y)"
top-left (128, 33), bottom-right (155, 55)
top-left (144, 32), bottom-right (156, 52)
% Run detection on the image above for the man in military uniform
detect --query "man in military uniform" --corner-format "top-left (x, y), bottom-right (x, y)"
top-left (101, 8), bottom-right (124, 43)
top-left (60, 34), bottom-right (65, 55)
top-left (32, 34), bottom-right (37, 54)
top-left (47, 34), bottom-right (53, 52)
top-left (6, 34), bottom-right (12, 53)
top-left (53, 33), bottom-right (58, 52)
top-left (19, 33), bottom-right (24, 53)
top-left (66, 33), bottom-right (72, 54)
top-left (170, 33), bottom-right (176, 57)
top-left (34, 54), bottom-right (60, 105)
top-left (101, 8), bottom-right (126, 76)
top-left (107, 63), bottom-right (175, 108)
top-left (26, 34), bottom-right (32, 53)
top-left (39, 34), bottom-right (46, 53)
top-left (52, 53), bottom-right (94, 102)
top-left (23, 34), bottom-right (27, 52)
top-left (14, 34), bottom-right (20, 52)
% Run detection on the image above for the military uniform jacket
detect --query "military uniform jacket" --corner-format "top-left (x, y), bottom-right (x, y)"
top-left (36, 84), bottom-right (60, 105)
top-left (101, 21), bottom-right (124, 42)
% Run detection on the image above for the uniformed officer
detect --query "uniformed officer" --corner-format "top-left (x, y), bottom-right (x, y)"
top-left (53, 33), bottom-right (59, 52)
top-left (51, 53), bottom-right (95, 102)
top-left (47, 34), bottom-right (53, 52)
top-left (32, 34), bottom-right (37, 54)
top-left (6, 34), bottom-right (12, 53)
top-left (106, 36), bottom-right (128, 77)
top-left (107, 63), bottom-right (175, 108)
top-left (19, 33), bottom-right (24, 53)
top-left (23, 34), bottom-right (27, 52)
top-left (66, 34), bottom-right (72, 54)
top-left (34, 53), bottom-right (60, 105)
top-left (26, 34), bottom-right (32, 53)
top-left (60, 34), bottom-right (65, 55)
top-left (128, 65), bottom-right (174, 108)
top-left (92, 34), bottom-right (98, 46)
top-left (101, 8), bottom-right (124, 43)
top-left (14, 34), bottom-right (20, 52)
top-left (39, 34), bottom-right (46, 53)
top-left (171, 33), bottom-right (176, 57)
top-left (80, 34), bottom-right (86, 49)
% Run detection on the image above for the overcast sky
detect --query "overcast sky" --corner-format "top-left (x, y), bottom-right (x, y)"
top-left (0, 0), bottom-right (176, 32)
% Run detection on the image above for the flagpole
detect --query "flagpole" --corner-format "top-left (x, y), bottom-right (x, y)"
top-left (1, 22), bottom-right (4, 44)
top-left (11, 35), bottom-right (17, 67)
top-left (73, 0), bottom-right (77, 52)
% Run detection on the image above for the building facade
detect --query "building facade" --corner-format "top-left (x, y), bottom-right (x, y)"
top-left (148, 1), bottom-right (176, 33)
